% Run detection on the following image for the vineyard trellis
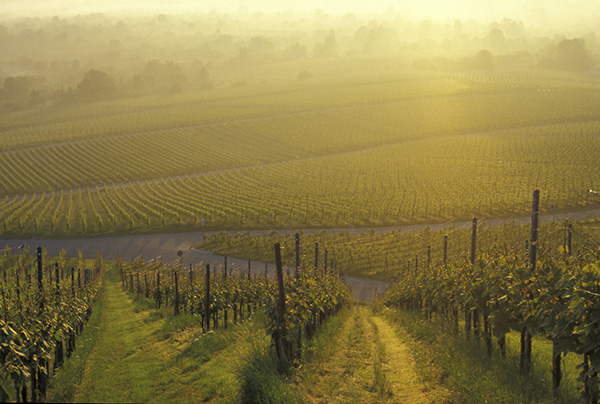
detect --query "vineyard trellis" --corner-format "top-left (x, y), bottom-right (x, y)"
top-left (0, 246), bottom-right (102, 402)
top-left (383, 191), bottom-right (600, 403)
top-left (118, 236), bottom-right (351, 370)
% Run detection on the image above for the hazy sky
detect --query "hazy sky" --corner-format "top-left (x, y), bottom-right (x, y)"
top-left (1, 0), bottom-right (598, 29)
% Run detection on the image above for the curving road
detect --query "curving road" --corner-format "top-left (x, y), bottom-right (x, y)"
top-left (2, 207), bottom-right (600, 302)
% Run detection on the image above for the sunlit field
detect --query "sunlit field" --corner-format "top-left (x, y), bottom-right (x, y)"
top-left (2, 67), bottom-right (600, 237)
top-left (2, 4), bottom-right (600, 403)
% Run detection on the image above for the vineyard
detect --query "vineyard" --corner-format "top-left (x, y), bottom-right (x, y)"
top-left (2, 71), bottom-right (600, 237)
top-left (382, 194), bottom-right (600, 403)
top-left (3, 5), bottom-right (600, 402)
top-left (0, 247), bottom-right (102, 402)
top-left (192, 191), bottom-right (600, 403)
top-left (2, 201), bottom-right (600, 402)
top-left (117, 244), bottom-right (351, 366)
top-left (195, 216), bottom-right (600, 280)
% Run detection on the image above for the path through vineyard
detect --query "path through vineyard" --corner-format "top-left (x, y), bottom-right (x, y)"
top-left (61, 267), bottom-right (439, 403)
top-left (296, 307), bottom-right (443, 404)
top-left (69, 266), bottom-right (257, 403)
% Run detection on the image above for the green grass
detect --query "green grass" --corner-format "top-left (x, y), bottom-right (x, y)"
top-left (44, 292), bottom-right (104, 403)
top-left (239, 342), bottom-right (302, 404)
top-left (60, 263), bottom-right (283, 403)
top-left (385, 307), bottom-right (581, 404)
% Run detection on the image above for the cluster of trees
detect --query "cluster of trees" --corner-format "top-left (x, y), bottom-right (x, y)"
top-left (0, 12), bottom-right (598, 110)
top-left (0, 58), bottom-right (212, 110)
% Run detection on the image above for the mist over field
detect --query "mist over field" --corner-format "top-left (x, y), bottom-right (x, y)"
top-left (1, 0), bottom-right (599, 111)
top-left (1, 0), bottom-right (600, 26)
top-left (1, 0), bottom-right (600, 236)
top-left (3, 3), bottom-right (600, 403)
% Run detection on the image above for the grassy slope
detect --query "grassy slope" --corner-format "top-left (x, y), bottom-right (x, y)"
top-left (293, 306), bottom-right (447, 404)
top-left (46, 262), bottom-right (583, 403)
top-left (47, 265), bottom-right (266, 403)
top-left (44, 263), bottom-right (451, 403)
top-left (384, 307), bottom-right (582, 404)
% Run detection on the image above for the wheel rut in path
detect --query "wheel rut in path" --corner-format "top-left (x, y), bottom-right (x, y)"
top-left (298, 307), bottom-right (433, 403)
top-left (370, 315), bottom-right (430, 403)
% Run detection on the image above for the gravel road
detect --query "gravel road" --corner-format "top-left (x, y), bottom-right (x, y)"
top-left (1, 208), bottom-right (599, 302)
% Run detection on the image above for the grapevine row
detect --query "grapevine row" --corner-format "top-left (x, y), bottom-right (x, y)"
top-left (0, 247), bottom-right (102, 402)
top-left (118, 245), bottom-right (350, 368)
top-left (2, 121), bottom-right (600, 237)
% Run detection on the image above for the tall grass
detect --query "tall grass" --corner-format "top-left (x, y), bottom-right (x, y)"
top-left (387, 308), bottom-right (581, 404)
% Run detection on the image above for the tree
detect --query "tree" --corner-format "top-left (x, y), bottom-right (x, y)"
top-left (314, 30), bottom-right (337, 58)
top-left (460, 50), bottom-right (494, 70)
top-left (76, 69), bottom-right (116, 101)
top-left (541, 38), bottom-right (595, 72)
top-left (555, 38), bottom-right (595, 71)
top-left (3, 76), bottom-right (33, 99)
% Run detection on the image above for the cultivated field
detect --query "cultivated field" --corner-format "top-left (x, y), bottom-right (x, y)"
top-left (2, 67), bottom-right (600, 238)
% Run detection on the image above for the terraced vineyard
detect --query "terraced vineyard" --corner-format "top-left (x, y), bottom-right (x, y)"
top-left (2, 70), bottom-right (600, 238)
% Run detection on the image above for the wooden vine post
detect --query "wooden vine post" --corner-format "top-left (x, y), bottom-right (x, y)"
top-left (36, 247), bottom-right (44, 300)
top-left (70, 267), bottom-right (75, 296)
top-left (466, 218), bottom-right (477, 341)
top-left (204, 264), bottom-right (210, 332)
top-left (189, 265), bottom-right (194, 315)
top-left (174, 270), bottom-right (180, 315)
top-left (35, 247), bottom-right (47, 400)
top-left (54, 263), bottom-right (60, 301)
top-left (274, 243), bottom-right (291, 366)
top-left (521, 189), bottom-right (539, 373)
top-left (567, 223), bottom-right (573, 257)
top-left (295, 233), bottom-right (300, 278)
top-left (443, 234), bottom-right (448, 268)
top-left (156, 269), bottom-right (161, 308)
top-left (427, 245), bottom-right (431, 268)
top-left (247, 259), bottom-right (252, 316)
top-left (223, 259), bottom-right (228, 329)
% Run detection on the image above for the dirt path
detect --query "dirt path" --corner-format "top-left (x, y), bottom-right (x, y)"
top-left (370, 316), bottom-right (430, 403)
top-left (73, 268), bottom-right (164, 403)
top-left (298, 307), bottom-right (435, 403)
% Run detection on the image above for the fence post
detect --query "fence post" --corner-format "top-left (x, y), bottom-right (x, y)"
top-left (295, 233), bottom-right (300, 278)
top-left (314, 242), bottom-right (319, 272)
top-left (174, 270), bottom-right (180, 315)
top-left (274, 243), bottom-right (291, 366)
top-left (567, 223), bottom-right (573, 257)
top-left (443, 234), bottom-right (448, 268)
top-left (204, 264), bottom-right (210, 332)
